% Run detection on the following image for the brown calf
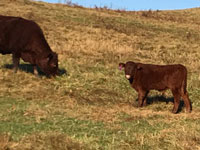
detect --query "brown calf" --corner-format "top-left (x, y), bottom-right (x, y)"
top-left (119, 61), bottom-right (192, 113)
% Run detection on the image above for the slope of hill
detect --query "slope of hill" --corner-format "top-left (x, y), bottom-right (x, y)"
top-left (0, 0), bottom-right (200, 149)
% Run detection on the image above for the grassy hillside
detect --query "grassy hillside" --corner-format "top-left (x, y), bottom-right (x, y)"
top-left (0, 0), bottom-right (200, 149)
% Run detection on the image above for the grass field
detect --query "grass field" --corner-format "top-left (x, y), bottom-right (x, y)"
top-left (0, 0), bottom-right (200, 149)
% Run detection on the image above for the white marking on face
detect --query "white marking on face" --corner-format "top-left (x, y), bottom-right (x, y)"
top-left (125, 75), bottom-right (131, 79)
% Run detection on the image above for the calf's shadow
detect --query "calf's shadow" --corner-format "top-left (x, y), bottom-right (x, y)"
top-left (136, 95), bottom-right (185, 113)
top-left (3, 64), bottom-right (67, 76)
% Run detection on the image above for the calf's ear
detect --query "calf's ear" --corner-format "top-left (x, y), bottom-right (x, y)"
top-left (119, 63), bottom-right (125, 70)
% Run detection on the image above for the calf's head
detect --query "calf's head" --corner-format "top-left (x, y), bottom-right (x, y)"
top-left (119, 61), bottom-right (141, 80)
top-left (38, 52), bottom-right (58, 76)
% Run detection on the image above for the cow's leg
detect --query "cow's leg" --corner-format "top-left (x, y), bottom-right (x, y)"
top-left (171, 89), bottom-right (181, 113)
top-left (138, 90), bottom-right (148, 107)
top-left (33, 65), bottom-right (39, 76)
top-left (181, 91), bottom-right (192, 113)
top-left (12, 54), bottom-right (20, 73)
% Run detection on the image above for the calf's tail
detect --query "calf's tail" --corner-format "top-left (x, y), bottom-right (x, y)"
top-left (181, 67), bottom-right (187, 94)
top-left (180, 67), bottom-right (192, 112)
top-left (182, 75), bottom-right (187, 94)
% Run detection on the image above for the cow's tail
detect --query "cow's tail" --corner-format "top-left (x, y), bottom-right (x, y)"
top-left (181, 67), bottom-right (187, 94)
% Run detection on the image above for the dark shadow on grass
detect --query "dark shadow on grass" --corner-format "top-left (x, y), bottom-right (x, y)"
top-left (3, 64), bottom-right (67, 77)
top-left (146, 95), bottom-right (174, 104)
top-left (58, 68), bottom-right (67, 76)
top-left (135, 95), bottom-right (185, 113)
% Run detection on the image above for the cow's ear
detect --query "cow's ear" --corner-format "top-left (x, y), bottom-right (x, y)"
top-left (50, 54), bottom-right (57, 67)
top-left (46, 53), bottom-right (56, 67)
top-left (50, 62), bottom-right (57, 68)
top-left (48, 53), bottom-right (53, 60)
top-left (137, 65), bottom-right (142, 70)
top-left (119, 63), bottom-right (125, 70)
top-left (45, 54), bottom-right (52, 62)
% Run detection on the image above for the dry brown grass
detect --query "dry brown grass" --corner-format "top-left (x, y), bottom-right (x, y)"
top-left (0, 0), bottom-right (200, 149)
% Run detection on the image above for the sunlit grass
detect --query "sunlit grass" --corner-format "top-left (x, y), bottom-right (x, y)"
top-left (0, 0), bottom-right (200, 149)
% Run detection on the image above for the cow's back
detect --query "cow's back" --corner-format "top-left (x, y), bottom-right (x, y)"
top-left (0, 15), bottom-right (51, 57)
top-left (0, 16), bottom-right (41, 50)
top-left (0, 15), bottom-right (20, 53)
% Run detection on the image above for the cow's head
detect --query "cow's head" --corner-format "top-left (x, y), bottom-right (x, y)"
top-left (119, 61), bottom-right (141, 80)
top-left (37, 52), bottom-right (58, 76)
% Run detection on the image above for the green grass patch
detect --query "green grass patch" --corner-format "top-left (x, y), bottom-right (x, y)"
top-left (0, 0), bottom-right (200, 149)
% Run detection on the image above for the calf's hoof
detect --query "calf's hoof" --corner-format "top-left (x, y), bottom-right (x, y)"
top-left (13, 69), bottom-right (18, 73)
top-left (137, 104), bottom-right (143, 107)
top-left (186, 109), bottom-right (192, 113)
top-left (172, 108), bottom-right (178, 114)
top-left (142, 102), bottom-right (147, 107)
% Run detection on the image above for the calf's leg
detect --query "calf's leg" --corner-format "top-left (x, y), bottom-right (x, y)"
top-left (138, 90), bottom-right (148, 107)
top-left (171, 89), bottom-right (181, 113)
top-left (181, 91), bottom-right (192, 113)
top-left (12, 54), bottom-right (20, 73)
top-left (142, 91), bottom-right (149, 106)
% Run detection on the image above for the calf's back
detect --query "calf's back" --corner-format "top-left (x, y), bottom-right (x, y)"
top-left (133, 63), bottom-right (187, 91)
